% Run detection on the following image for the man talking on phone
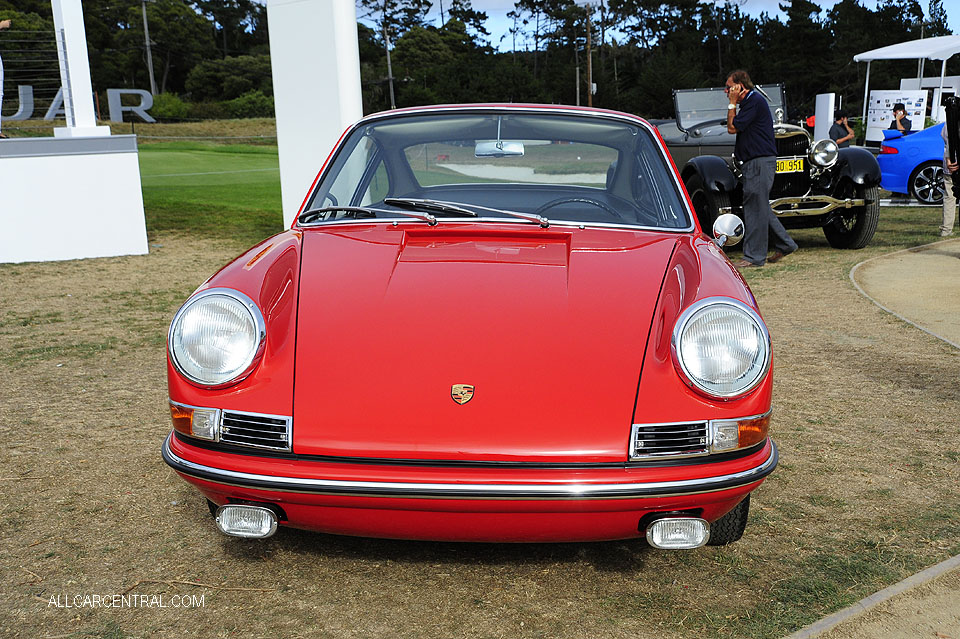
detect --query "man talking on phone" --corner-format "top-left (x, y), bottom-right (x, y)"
top-left (888, 103), bottom-right (912, 133)
top-left (725, 69), bottom-right (798, 267)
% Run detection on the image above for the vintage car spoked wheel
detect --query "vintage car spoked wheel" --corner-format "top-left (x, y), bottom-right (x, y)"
top-left (823, 183), bottom-right (880, 250)
top-left (909, 162), bottom-right (944, 205)
top-left (683, 173), bottom-right (730, 234)
top-left (707, 494), bottom-right (750, 545)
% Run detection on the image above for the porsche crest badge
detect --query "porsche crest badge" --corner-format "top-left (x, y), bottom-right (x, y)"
top-left (451, 384), bottom-right (475, 405)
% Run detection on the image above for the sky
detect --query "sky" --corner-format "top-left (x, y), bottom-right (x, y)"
top-left (416, 0), bottom-right (960, 51)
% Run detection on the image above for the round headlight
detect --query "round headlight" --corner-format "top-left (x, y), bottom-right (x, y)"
top-left (810, 138), bottom-right (839, 168)
top-left (671, 298), bottom-right (770, 399)
top-left (168, 288), bottom-right (265, 387)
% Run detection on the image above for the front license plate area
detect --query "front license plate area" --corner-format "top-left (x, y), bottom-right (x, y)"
top-left (776, 157), bottom-right (804, 173)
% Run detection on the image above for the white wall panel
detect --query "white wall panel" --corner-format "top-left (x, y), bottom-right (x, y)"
top-left (0, 137), bottom-right (147, 263)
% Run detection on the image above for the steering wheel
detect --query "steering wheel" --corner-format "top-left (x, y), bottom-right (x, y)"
top-left (534, 196), bottom-right (623, 219)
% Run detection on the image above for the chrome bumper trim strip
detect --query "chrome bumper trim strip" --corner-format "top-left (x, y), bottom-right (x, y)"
top-left (162, 434), bottom-right (778, 501)
top-left (719, 196), bottom-right (867, 218)
top-left (770, 195), bottom-right (866, 216)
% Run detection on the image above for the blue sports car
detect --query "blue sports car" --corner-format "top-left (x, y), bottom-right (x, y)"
top-left (879, 123), bottom-right (946, 204)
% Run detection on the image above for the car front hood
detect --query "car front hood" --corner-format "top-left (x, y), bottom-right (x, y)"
top-left (292, 224), bottom-right (678, 462)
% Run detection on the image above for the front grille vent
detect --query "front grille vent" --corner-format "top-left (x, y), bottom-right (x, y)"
top-left (220, 410), bottom-right (292, 451)
top-left (776, 133), bottom-right (809, 157)
top-left (773, 171), bottom-right (810, 197)
top-left (630, 422), bottom-right (709, 460)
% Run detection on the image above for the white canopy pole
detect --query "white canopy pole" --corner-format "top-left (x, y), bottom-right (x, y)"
top-left (862, 61), bottom-right (871, 123)
top-left (939, 59), bottom-right (948, 120)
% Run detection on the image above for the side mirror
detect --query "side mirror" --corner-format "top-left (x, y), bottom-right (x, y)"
top-left (713, 213), bottom-right (744, 247)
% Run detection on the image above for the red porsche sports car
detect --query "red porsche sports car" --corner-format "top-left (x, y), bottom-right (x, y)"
top-left (163, 104), bottom-right (777, 548)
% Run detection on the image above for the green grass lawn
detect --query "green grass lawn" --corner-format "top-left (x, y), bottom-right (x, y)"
top-left (138, 141), bottom-right (284, 244)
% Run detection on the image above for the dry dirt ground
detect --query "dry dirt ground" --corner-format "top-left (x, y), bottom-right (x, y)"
top-left (797, 238), bottom-right (960, 639)
top-left (1, 224), bottom-right (959, 639)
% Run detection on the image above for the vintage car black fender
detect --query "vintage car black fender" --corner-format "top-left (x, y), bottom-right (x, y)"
top-left (681, 155), bottom-right (738, 195)
top-left (836, 146), bottom-right (882, 186)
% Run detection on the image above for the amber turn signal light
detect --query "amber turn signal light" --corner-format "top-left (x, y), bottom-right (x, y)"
top-left (170, 401), bottom-right (194, 437)
top-left (169, 401), bottom-right (220, 441)
top-left (738, 414), bottom-right (770, 449)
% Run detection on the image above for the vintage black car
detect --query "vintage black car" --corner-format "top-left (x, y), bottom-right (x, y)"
top-left (657, 86), bottom-right (882, 249)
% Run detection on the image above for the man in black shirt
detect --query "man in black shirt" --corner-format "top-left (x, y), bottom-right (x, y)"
top-left (725, 69), bottom-right (797, 267)
top-left (829, 111), bottom-right (854, 148)
top-left (888, 103), bottom-right (912, 133)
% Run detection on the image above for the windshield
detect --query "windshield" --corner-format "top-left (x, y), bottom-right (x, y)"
top-left (674, 85), bottom-right (784, 131)
top-left (304, 111), bottom-right (691, 230)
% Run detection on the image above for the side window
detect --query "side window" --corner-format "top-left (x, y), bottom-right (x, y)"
top-left (359, 162), bottom-right (390, 205)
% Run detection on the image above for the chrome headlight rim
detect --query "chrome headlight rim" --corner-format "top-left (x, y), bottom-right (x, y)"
top-left (168, 287), bottom-right (266, 389)
top-left (809, 138), bottom-right (839, 168)
top-left (670, 297), bottom-right (771, 400)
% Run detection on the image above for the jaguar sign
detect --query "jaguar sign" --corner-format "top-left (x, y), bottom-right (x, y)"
top-left (1, 86), bottom-right (156, 123)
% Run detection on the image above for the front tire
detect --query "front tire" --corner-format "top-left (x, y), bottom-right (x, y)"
top-left (707, 494), bottom-right (750, 546)
top-left (823, 183), bottom-right (879, 249)
top-left (908, 161), bottom-right (944, 205)
top-left (684, 172), bottom-right (731, 234)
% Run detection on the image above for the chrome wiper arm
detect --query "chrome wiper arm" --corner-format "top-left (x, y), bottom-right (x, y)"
top-left (384, 197), bottom-right (479, 217)
top-left (454, 202), bottom-right (550, 228)
top-left (298, 205), bottom-right (436, 226)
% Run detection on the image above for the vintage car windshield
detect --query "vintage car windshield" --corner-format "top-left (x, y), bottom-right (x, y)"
top-left (304, 111), bottom-right (691, 230)
top-left (674, 85), bottom-right (784, 131)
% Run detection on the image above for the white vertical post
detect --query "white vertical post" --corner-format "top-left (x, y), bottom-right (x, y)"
top-left (267, 0), bottom-right (363, 227)
top-left (814, 93), bottom-right (836, 141)
top-left (861, 61), bottom-right (871, 124)
top-left (50, 0), bottom-right (111, 137)
top-left (937, 59), bottom-right (948, 122)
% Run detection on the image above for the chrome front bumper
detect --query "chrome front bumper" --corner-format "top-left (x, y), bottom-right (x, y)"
top-left (162, 434), bottom-right (778, 501)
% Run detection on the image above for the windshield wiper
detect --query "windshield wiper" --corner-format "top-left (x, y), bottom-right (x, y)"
top-left (386, 198), bottom-right (549, 228)
top-left (298, 205), bottom-right (437, 226)
top-left (384, 198), bottom-right (479, 217)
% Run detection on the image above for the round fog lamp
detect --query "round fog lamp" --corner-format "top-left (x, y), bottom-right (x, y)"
top-left (646, 518), bottom-right (710, 549)
top-left (810, 139), bottom-right (839, 168)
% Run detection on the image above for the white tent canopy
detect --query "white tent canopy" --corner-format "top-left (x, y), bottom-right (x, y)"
top-left (854, 35), bottom-right (960, 62)
top-left (854, 35), bottom-right (960, 122)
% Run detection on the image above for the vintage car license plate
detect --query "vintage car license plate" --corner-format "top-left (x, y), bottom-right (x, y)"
top-left (776, 157), bottom-right (804, 173)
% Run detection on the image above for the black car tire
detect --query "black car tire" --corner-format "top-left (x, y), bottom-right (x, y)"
top-left (684, 173), bottom-right (730, 234)
top-left (908, 161), bottom-right (944, 205)
top-left (707, 494), bottom-right (750, 546)
top-left (822, 183), bottom-right (880, 249)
